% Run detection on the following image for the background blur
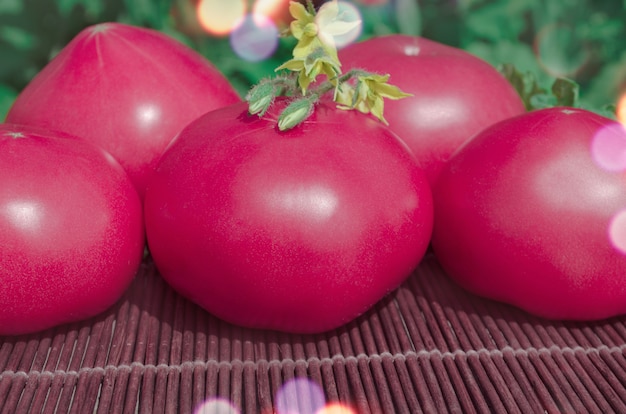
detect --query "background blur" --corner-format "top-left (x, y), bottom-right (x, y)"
top-left (0, 0), bottom-right (624, 121)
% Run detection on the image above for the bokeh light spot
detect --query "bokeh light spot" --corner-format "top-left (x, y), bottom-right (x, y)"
top-left (590, 122), bottom-right (626, 172)
top-left (197, 0), bottom-right (247, 36)
top-left (617, 93), bottom-right (626, 125)
top-left (316, 402), bottom-right (357, 414)
top-left (534, 23), bottom-right (588, 78)
top-left (328, 2), bottom-right (363, 50)
top-left (194, 398), bottom-right (240, 414)
top-left (609, 209), bottom-right (626, 255)
top-left (275, 378), bottom-right (326, 414)
top-left (253, 0), bottom-right (291, 22)
top-left (230, 13), bottom-right (279, 62)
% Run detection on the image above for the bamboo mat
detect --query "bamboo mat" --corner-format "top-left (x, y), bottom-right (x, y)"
top-left (1, 252), bottom-right (626, 414)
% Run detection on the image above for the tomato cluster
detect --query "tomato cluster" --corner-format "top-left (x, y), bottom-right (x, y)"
top-left (341, 35), bottom-right (626, 323)
top-left (2, 22), bottom-right (239, 335)
top-left (339, 35), bottom-right (526, 186)
top-left (7, 22), bottom-right (240, 198)
top-left (2, 23), bottom-right (623, 336)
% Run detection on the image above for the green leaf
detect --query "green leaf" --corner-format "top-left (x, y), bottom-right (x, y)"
top-left (395, 0), bottom-right (422, 36)
top-left (551, 77), bottom-right (579, 107)
top-left (498, 63), bottom-right (547, 111)
top-left (358, 5), bottom-right (396, 37)
top-left (466, 40), bottom-right (547, 83)
top-left (122, 0), bottom-right (172, 28)
top-left (56, 0), bottom-right (106, 18)
top-left (464, 2), bottom-right (532, 41)
top-left (0, 84), bottom-right (17, 122)
top-left (56, 0), bottom-right (80, 16)
top-left (533, 23), bottom-right (588, 78)
top-left (0, 0), bottom-right (22, 14)
top-left (529, 93), bottom-right (557, 110)
top-left (499, 63), bottom-right (587, 112)
top-left (0, 25), bottom-right (36, 51)
top-left (582, 51), bottom-right (626, 109)
top-left (579, 16), bottom-right (623, 43)
top-left (593, 104), bottom-right (617, 120)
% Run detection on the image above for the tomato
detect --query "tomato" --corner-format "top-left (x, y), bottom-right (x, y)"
top-left (431, 107), bottom-right (626, 320)
top-left (6, 22), bottom-right (240, 198)
top-left (0, 124), bottom-right (144, 336)
top-left (144, 99), bottom-right (433, 333)
top-left (339, 34), bottom-right (526, 185)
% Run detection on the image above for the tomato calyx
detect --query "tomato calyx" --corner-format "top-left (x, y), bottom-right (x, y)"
top-left (498, 63), bottom-right (579, 111)
top-left (497, 63), bottom-right (618, 121)
top-left (245, 0), bottom-right (411, 131)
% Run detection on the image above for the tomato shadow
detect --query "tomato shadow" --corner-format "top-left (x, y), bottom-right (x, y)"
top-left (380, 251), bottom-right (626, 354)
top-left (2, 253), bottom-right (624, 378)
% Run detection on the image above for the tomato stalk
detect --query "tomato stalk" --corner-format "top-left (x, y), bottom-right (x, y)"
top-left (245, 0), bottom-right (411, 130)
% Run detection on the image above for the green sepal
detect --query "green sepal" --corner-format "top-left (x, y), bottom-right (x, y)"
top-left (551, 77), bottom-right (579, 108)
top-left (277, 98), bottom-right (314, 131)
top-left (499, 63), bottom-right (582, 111)
top-left (246, 81), bottom-right (276, 116)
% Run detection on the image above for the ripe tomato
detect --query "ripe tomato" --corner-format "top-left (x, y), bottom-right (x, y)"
top-left (431, 107), bottom-right (626, 320)
top-left (0, 124), bottom-right (144, 336)
top-left (339, 34), bottom-right (526, 185)
top-left (6, 22), bottom-right (240, 198)
top-left (144, 99), bottom-right (434, 333)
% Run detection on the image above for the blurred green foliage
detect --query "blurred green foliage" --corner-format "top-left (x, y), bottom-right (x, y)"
top-left (0, 0), bottom-right (624, 121)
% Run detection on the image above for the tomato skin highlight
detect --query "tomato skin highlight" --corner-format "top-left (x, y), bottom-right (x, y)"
top-left (6, 22), bottom-right (240, 198)
top-left (339, 34), bottom-right (526, 185)
top-left (0, 124), bottom-right (144, 336)
top-left (432, 107), bottom-right (626, 320)
top-left (144, 100), bottom-right (434, 333)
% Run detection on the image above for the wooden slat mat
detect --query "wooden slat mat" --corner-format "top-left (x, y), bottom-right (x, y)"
top-left (1, 252), bottom-right (626, 413)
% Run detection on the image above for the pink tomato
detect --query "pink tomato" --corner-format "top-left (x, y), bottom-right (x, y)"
top-left (339, 34), bottom-right (526, 185)
top-left (0, 124), bottom-right (144, 336)
top-left (6, 22), bottom-right (240, 197)
top-left (432, 107), bottom-right (626, 320)
top-left (144, 99), bottom-right (434, 333)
